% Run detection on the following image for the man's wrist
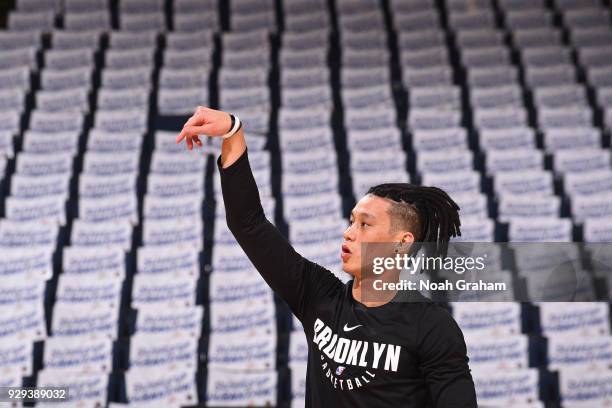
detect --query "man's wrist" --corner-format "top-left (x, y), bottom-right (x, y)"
top-left (222, 114), bottom-right (242, 139)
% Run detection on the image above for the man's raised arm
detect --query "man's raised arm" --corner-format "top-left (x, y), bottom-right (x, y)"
top-left (176, 107), bottom-right (342, 321)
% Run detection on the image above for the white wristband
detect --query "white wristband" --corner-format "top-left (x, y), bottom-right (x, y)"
top-left (222, 114), bottom-right (242, 139)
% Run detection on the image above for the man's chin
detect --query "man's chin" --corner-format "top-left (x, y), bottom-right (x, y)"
top-left (341, 264), bottom-right (358, 278)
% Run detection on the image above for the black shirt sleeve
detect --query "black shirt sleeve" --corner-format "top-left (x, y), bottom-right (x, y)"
top-left (217, 148), bottom-right (343, 322)
top-left (417, 305), bottom-right (478, 407)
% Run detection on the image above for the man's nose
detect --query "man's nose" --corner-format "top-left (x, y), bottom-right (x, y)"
top-left (343, 225), bottom-right (355, 241)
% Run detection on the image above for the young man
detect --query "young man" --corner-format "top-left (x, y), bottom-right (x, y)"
top-left (177, 106), bottom-right (478, 407)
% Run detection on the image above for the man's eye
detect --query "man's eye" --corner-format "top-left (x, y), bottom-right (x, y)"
top-left (361, 222), bottom-right (368, 227)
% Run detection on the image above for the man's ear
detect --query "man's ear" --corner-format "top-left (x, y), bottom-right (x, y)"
top-left (401, 231), bottom-right (415, 245)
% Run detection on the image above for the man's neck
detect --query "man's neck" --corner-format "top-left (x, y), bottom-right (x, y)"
top-left (351, 276), bottom-right (399, 308)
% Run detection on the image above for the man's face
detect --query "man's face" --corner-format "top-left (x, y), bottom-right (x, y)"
top-left (341, 194), bottom-right (410, 277)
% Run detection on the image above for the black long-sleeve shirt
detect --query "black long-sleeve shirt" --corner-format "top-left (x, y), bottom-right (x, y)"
top-left (218, 149), bottom-right (478, 407)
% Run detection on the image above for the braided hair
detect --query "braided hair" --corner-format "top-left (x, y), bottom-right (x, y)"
top-left (366, 183), bottom-right (462, 260)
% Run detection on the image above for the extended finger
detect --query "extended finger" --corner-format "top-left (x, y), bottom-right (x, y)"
top-left (176, 118), bottom-right (196, 143)
top-left (182, 124), bottom-right (214, 139)
top-left (176, 110), bottom-right (206, 143)
top-left (176, 128), bottom-right (188, 144)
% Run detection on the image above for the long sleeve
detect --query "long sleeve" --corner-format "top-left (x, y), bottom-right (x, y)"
top-left (217, 148), bottom-right (343, 322)
top-left (417, 305), bottom-right (478, 408)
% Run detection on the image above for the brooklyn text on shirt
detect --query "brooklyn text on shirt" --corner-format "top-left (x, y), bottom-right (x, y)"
top-left (312, 318), bottom-right (401, 391)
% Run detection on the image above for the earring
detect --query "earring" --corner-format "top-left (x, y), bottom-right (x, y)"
top-left (395, 238), bottom-right (408, 254)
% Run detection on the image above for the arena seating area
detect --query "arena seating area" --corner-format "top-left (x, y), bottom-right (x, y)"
top-left (0, 0), bottom-right (612, 406)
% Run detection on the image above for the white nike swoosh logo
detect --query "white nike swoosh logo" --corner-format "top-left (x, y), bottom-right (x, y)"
top-left (343, 323), bottom-right (362, 332)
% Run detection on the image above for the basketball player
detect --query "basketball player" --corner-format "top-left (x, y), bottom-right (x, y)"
top-left (176, 106), bottom-right (477, 407)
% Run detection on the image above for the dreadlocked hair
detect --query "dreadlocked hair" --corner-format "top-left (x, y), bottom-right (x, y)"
top-left (366, 183), bottom-right (462, 260)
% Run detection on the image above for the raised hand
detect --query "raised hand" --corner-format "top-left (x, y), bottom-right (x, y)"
top-left (175, 106), bottom-right (233, 150)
